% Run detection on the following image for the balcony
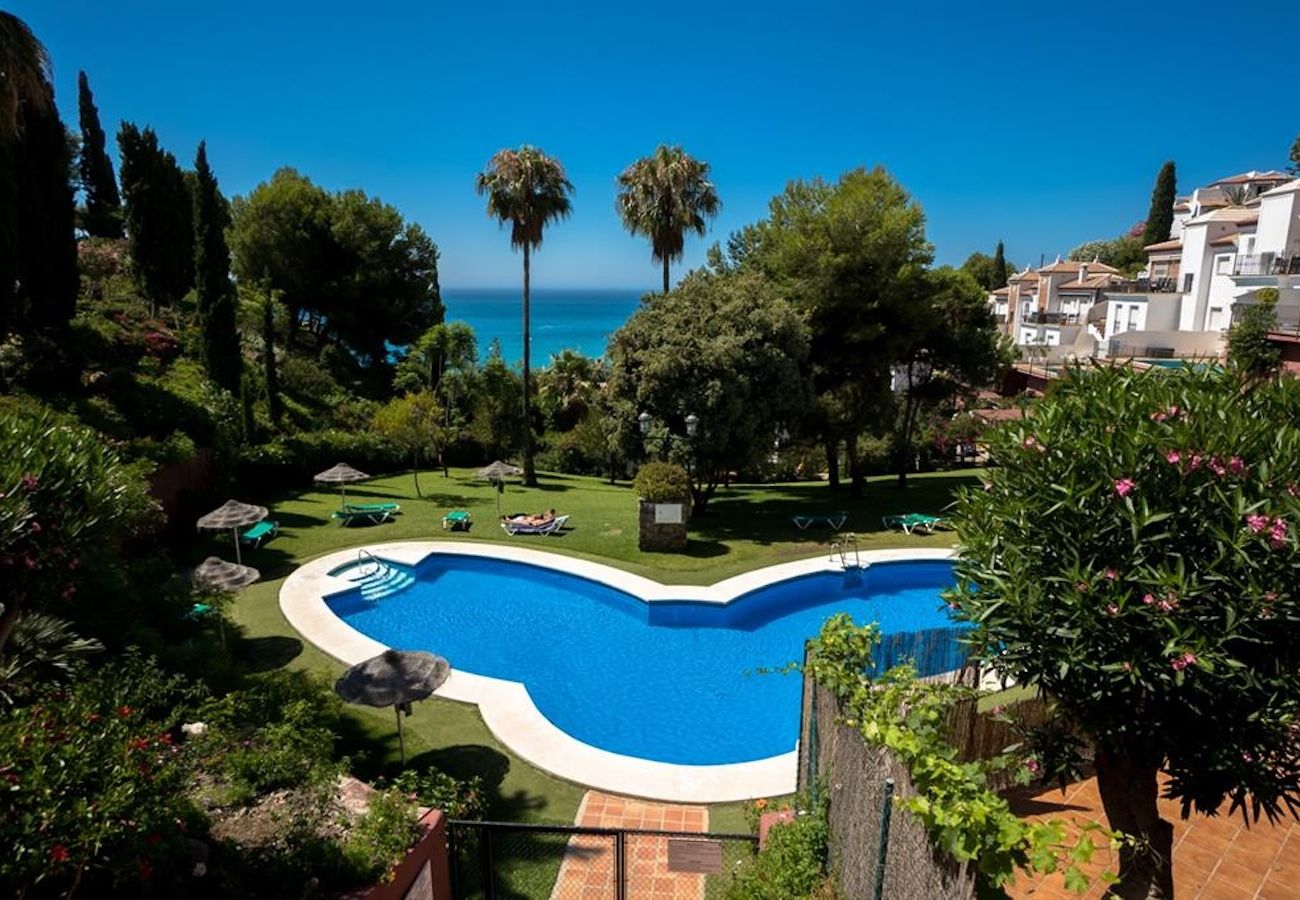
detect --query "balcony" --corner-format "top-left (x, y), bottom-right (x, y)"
top-left (1025, 311), bottom-right (1079, 325)
top-left (1104, 277), bottom-right (1179, 294)
top-left (1233, 255), bottom-right (1300, 277)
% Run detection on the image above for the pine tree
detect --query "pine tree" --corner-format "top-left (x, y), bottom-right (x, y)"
top-left (262, 285), bottom-right (282, 426)
top-left (1142, 161), bottom-right (1177, 248)
top-left (192, 141), bottom-right (240, 392)
top-left (13, 80), bottom-right (78, 332)
top-left (118, 122), bottom-right (194, 314)
top-left (76, 71), bottom-right (122, 238)
top-left (991, 241), bottom-right (1008, 289)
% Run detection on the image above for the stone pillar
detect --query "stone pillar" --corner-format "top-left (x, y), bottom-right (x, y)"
top-left (637, 498), bottom-right (690, 552)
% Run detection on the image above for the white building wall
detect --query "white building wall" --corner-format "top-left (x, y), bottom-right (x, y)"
top-left (1256, 190), bottom-right (1300, 258)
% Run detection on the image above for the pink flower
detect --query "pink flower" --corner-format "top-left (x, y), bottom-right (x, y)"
top-left (1171, 652), bottom-right (1198, 671)
top-left (1242, 751), bottom-right (1254, 763)
top-left (60, 583), bottom-right (76, 601)
top-left (1188, 454), bottom-right (1203, 471)
top-left (29, 520), bottom-right (41, 534)
top-left (1287, 483), bottom-right (1300, 498)
top-left (1075, 581), bottom-right (1089, 592)
top-left (1143, 593), bottom-right (1157, 605)
top-left (1228, 457), bottom-right (1246, 475)
top-left (1022, 435), bottom-right (1046, 452)
top-left (1247, 514), bottom-right (1271, 534)
top-left (1122, 661), bottom-right (1133, 672)
top-left (1104, 568), bottom-right (1119, 581)
top-left (1264, 591), bottom-right (1278, 603)
top-left (1026, 758), bottom-right (1041, 774)
top-left (1150, 411), bottom-right (1167, 422)
top-left (1164, 450), bottom-right (1181, 465)
top-left (1270, 518), bottom-right (1288, 549)
top-left (1106, 603), bottom-right (1119, 616)
top-left (20, 473), bottom-right (38, 490)
top-left (1158, 595), bottom-right (1179, 612)
top-left (1209, 456), bottom-right (1227, 477)
top-left (1114, 478), bottom-right (1135, 498)
top-left (50, 844), bottom-right (69, 863)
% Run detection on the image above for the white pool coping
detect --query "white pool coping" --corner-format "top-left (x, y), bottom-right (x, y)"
top-left (280, 541), bottom-right (956, 803)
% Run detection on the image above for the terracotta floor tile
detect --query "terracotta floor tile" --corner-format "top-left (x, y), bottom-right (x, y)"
top-left (1197, 876), bottom-right (1258, 899)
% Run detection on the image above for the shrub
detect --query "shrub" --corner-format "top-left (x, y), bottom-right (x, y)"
top-left (724, 794), bottom-right (830, 900)
top-left (632, 461), bottom-right (690, 501)
top-left (342, 789), bottom-right (422, 883)
top-left (383, 767), bottom-right (486, 820)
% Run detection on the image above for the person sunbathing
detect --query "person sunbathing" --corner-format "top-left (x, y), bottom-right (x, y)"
top-left (502, 509), bottom-right (556, 526)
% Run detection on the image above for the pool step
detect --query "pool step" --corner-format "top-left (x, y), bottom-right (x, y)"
top-left (353, 566), bottom-right (416, 601)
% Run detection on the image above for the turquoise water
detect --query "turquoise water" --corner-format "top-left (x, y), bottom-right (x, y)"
top-left (443, 288), bottom-right (645, 365)
top-left (326, 556), bottom-right (964, 765)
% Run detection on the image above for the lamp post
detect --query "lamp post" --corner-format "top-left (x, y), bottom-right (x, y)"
top-left (637, 411), bottom-right (700, 462)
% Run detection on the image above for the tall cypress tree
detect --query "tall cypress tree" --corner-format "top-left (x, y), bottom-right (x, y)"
top-left (991, 241), bottom-right (1008, 289)
top-left (192, 141), bottom-right (240, 392)
top-left (13, 81), bottom-right (78, 332)
top-left (77, 71), bottom-right (122, 238)
top-left (118, 122), bottom-right (194, 314)
top-left (1142, 161), bottom-right (1177, 247)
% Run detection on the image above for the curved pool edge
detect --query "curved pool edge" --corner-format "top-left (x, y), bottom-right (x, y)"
top-left (279, 540), bottom-right (956, 803)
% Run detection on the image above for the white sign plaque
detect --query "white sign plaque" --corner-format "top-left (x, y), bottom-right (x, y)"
top-left (654, 503), bottom-right (684, 524)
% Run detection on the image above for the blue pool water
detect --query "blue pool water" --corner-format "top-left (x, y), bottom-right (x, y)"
top-left (327, 556), bottom-right (962, 765)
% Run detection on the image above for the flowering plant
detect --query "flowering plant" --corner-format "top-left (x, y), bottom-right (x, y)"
top-left (948, 365), bottom-right (1300, 896)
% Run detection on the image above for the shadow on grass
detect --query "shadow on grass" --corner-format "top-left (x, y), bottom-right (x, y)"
top-left (234, 634), bottom-right (304, 672)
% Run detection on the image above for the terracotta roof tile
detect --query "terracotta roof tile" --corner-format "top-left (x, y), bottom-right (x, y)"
top-left (1144, 238), bottom-right (1182, 252)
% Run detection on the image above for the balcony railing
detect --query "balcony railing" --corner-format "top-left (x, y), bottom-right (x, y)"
top-left (1104, 277), bottom-right (1179, 294)
top-left (1233, 254), bottom-right (1300, 277)
top-left (1108, 342), bottom-right (1175, 359)
top-left (1025, 311), bottom-right (1078, 325)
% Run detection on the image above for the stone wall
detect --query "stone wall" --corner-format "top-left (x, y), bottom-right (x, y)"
top-left (637, 499), bottom-right (689, 552)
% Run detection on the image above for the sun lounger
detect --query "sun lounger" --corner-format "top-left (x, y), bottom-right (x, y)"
top-left (239, 520), bottom-right (279, 547)
top-left (502, 514), bottom-right (569, 536)
top-left (333, 504), bottom-right (399, 525)
top-left (882, 513), bottom-right (947, 535)
top-left (792, 512), bottom-right (848, 530)
top-left (441, 510), bottom-right (472, 531)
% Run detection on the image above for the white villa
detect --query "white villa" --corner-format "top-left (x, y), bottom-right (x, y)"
top-left (992, 170), bottom-right (1300, 364)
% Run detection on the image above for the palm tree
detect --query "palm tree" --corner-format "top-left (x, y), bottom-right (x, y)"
top-left (0, 12), bottom-right (52, 140)
top-left (475, 146), bottom-right (573, 486)
top-left (616, 145), bottom-right (720, 294)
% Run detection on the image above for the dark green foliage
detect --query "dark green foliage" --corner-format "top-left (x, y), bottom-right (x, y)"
top-left (991, 240), bottom-right (1007, 289)
top-left (383, 767), bottom-right (486, 820)
top-left (471, 341), bottom-right (524, 460)
top-left (76, 71), bottom-right (122, 238)
top-left (10, 81), bottom-right (78, 333)
top-left (117, 122), bottom-right (194, 313)
top-left (631, 461), bottom-right (690, 501)
top-left (1290, 134), bottom-right (1300, 175)
top-left (1142, 161), bottom-right (1177, 247)
top-left (961, 244), bottom-right (1015, 292)
top-left (723, 794), bottom-right (829, 900)
top-left (1227, 294), bottom-right (1281, 377)
top-left (192, 141), bottom-right (241, 392)
top-left (609, 269), bottom-right (811, 511)
top-left (262, 287), bottom-right (282, 425)
top-left (1067, 234), bottom-right (1146, 275)
top-left (229, 168), bottom-right (444, 367)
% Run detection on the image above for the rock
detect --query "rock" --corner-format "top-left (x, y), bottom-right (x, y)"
top-left (181, 722), bottom-right (208, 738)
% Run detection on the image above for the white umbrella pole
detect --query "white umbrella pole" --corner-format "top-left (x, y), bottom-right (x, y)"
top-left (233, 527), bottom-right (242, 565)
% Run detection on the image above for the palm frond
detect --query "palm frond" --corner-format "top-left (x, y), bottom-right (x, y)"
top-left (615, 144), bottom-right (720, 265)
top-left (476, 145), bottom-right (574, 252)
top-left (0, 12), bottom-right (53, 140)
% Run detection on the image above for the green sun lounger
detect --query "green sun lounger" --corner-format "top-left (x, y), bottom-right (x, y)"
top-left (442, 510), bottom-right (472, 531)
top-left (333, 503), bottom-right (400, 526)
top-left (342, 502), bottom-right (400, 514)
top-left (792, 512), bottom-right (848, 530)
top-left (239, 520), bottom-right (279, 547)
top-left (882, 513), bottom-right (947, 535)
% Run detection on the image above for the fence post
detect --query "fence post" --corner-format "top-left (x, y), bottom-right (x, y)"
top-left (614, 831), bottom-right (626, 900)
top-left (808, 646), bottom-right (820, 807)
top-left (872, 778), bottom-right (895, 900)
top-left (481, 827), bottom-right (496, 900)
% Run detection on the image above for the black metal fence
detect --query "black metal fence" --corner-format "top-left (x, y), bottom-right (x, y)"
top-left (447, 819), bottom-right (758, 899)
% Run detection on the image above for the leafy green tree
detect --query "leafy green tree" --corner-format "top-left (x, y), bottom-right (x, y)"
top-left (608, 269), bottom-right (810, 512)
top-left (1067, 234), bottom-right (1145, 275)
top-left (373, 392), bottom-right (445, 497)
top-left (471, 340), bottom-right (524, 463)
top-left (76, 71), bottom-right (122, 238)
top-left (959, 247), bottom-right (1014, 292)
top-left (192, 141), bottom-right (241, 392)
top-left (117, 122), bottom-right (194, 314)
top-left (0, 12), bottom-right (50, 141)
top-left (262, 283), bottom-right (283, 426)
top-left (1227, 289), bottom-right (1281, 377)
top-left (229, 169), bottom-right (443, 366)
top-left (892, 267), bottom-right (1002, 486)
top-left (536, 349), bottom-right (603, 433)
top-left (394, 321), bottom-right (477, 395)
top-left (0, 408), bottom-right (154, 656)
top-left (9, 76), bottom-right (78, 334)
top-left (732, 167), bottom-right (933, 494)
top-left (1141, 161), bottom-right (1176, 247)
top-left (476, 146), bottom-right (573, 487)
top-left (616, 145), bottom-right (721, 294)
top-left (949, 366), bottom-right (1300, 898)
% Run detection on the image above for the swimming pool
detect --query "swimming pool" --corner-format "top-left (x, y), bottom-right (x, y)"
top-left (310, 547), bottom-right (963, 770)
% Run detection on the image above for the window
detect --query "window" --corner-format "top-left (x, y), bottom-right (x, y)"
top-left (1207, 308), bottom-right (1223, 331)
top-left (1152, 262), bottom-right (1168, 277)
top-left (1113, 309), bottom-right (1123, 334)
top-left (1183, 273), bottom-right (1194, 292)
top-left (1216, 255), bottom-right (1233, 274)
top-left (1128, 306), bottom-right (1140, 330)
top-left (1244, 236), bottom-right (1255, 256)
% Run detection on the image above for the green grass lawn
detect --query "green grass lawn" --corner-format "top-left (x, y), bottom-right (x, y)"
top-left (218, 466), bottom-right (979, 833)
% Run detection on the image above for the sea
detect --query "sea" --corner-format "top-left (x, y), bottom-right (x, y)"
top-left (442, 287), bottom-right (646, 366)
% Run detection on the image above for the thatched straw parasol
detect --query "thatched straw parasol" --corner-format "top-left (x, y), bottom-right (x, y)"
top-left (314, 462), bottom-right (372, 507)
top-left (191, 556), bottom-right (261, 592)
top-left (476, 460), bottom-right (523, 514)
top-left (196, 499), bottom-right (268, 565)
top-left (334, 650), bottom-right (451, 764)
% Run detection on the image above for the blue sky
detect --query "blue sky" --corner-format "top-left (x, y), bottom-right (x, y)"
top-left (16, 1), bottom-right (1299, 289)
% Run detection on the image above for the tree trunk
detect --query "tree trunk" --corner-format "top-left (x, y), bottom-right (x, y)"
top-left (1094, 749), bottom-right (1174, 899)
top-left (897, 389), bottom-right (917, 489)
top-left (412, 451), bottom-right (422, 498)
top-left (662, 256), bottom-right (671, 295)
top-left (826, 440), bottom-right (841, 490)
top-left (846, 434), bottom-right (864, 497)
top-left (521, 244), bottom-right (537, 486)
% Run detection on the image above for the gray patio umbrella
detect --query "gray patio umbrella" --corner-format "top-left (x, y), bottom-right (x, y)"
top-left (477, 460), bottom-right (523, 514)
top-left (196, 499), bottom-right (268, 565)
top-left (334, 650), bottom-right (451, 764)
top-left (314, 462), bottom-right (371, 508)
top-left (191, 556), bottom-right (261, 591)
